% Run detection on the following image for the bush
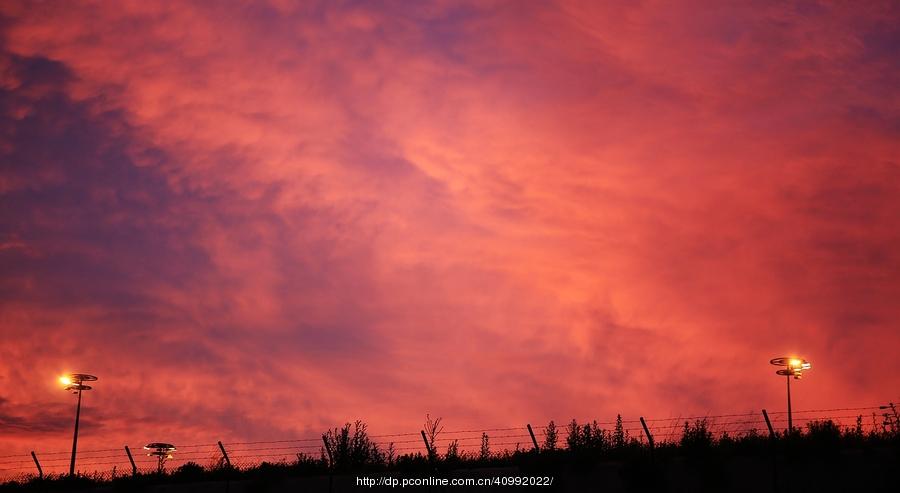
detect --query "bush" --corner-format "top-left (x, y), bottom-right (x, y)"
top-left (479, 433), bottom-right (491, 460)
top-left (680, 419), bottom-right (713, 450)
top-left (321, 420), bottom-right (384, 471)
top-left (806, 419), bottom-right (842, 453)
top-left (613, 414), bottom-right (627, 449)
top-left (172, 461), bottom-right (204, 480)
top-left (543, 421), bottom-right (558, 451)
top-left (566, 420), bottom-right (608, 452)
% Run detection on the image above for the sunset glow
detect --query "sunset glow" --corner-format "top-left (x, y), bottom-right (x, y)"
top-left (1, 0), bottom-right (899, 464)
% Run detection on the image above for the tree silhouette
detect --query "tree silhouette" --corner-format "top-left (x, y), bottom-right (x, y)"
top-left (423, 414), bottom-right (443, 461)
top-left (543, 421), bottom-right (558, 451)
top-left (321, 421), bottom-right (382, 471)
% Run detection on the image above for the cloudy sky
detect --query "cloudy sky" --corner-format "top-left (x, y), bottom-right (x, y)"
top-left (1, 0), bottom-right (898, 465)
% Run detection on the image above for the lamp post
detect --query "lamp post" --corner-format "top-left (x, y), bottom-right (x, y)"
top-left (59, 373), bottom-right (97, 476)
top-left (144, 443), bottom-right (176, 474)
top-left (769, 357), bottom-right (811, 433)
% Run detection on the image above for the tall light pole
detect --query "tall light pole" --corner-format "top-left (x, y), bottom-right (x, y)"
top-left (59, 373), bottom-right (97, 476)
top-left (769, 357), bottom-right (810, 433)
top-left (145, 443), bottom-right (177, 474)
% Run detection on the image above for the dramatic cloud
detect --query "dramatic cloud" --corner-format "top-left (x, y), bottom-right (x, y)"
top-left (1, 0), bottom-right (898, 474)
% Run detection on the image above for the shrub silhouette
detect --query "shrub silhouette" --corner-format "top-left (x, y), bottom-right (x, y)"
top-left (385, 442), bottom-right (396, 466)
top-left (806, 419), bottom-right (842, 454)
top-left (566, 419), bottom-right (608, 452)
top-left (172, 461), bottom-right (204, 481)
top-left (423, 414), bottom-right (443, 461)
top-left (807, 419), bottom-right (841, 438)
top-left (321, 420), bottom-right (383, 471)
top-left (479, 433), bottom-right (490, 460)
top-left (613, 414), bottom-right (627, 448)
top-left (445, 439), bottom-right (460, 462)
top-left (290, 453), bottom-right (327, 475)
top-left (680, 419), bottom-right (713, 450)
top-left (543, 420), bottom-right (558, 451)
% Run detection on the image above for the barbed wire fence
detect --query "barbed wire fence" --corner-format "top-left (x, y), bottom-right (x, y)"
top-left (1, 405), bottom-right (895, 484)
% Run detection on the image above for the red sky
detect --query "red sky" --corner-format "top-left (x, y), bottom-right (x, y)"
top-left (1, 0), bottom-right (899, 468)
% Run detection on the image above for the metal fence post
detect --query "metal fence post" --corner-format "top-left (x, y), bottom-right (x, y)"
top-left (30, 451), bottom-right (42, 479)
top-left (124, 445), bottom-right (137, 476)
top-left (762, 409), bottom-right (776, 440)
top-left (420, 430), bottom-right (434, 460)
top-left (762, 409), bottom-right (778, 492)
top-left (639, 417), bottom-right (654, 449)
top-left (527, 424), bottom-right (540, 452)
top-left (217, 441), bottom-right (231, 468)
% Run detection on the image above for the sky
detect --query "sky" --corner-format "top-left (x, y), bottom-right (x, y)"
top-left (1, 0), bottom-right (899, 465)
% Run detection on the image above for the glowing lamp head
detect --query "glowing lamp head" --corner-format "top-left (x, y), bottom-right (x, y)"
top-left (770, 357), bottom-right (811, 379)
top-left (58, 373), bottom-right (96, 392)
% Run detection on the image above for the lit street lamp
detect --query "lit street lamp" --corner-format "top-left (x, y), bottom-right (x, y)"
top-left (59, 373), bottom-right (97, 476)
top-left (145, 443), bottom-right (177, 474)
top-left (769, 357), bottom-right (811, 433)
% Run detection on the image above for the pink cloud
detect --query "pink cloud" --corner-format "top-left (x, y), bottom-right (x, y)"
top-left (0, 0), bottom-right (898, 474)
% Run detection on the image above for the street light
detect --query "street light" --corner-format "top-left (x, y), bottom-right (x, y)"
top-left (59, 373), bottom-right (97, 476)
top-left (769, 357), bottom-right (811, 433)
top-left (144, 443), bottom-right (176, 474)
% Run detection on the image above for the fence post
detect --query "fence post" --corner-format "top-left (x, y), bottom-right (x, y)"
top-left (30, 451), bottom-right (42, 480)
top-left (124, 445), bottom-right (137, 476)
top-left (762, 409), bottom-right (778, 493)
top-left (762, 409), bottom-right (776, 440)
top-left (420, 430), bottom-right (433, 460)
top-left (527, 424), bottom-right (540, 452)
top-left (217, 441), bottom-right (231, 468)
top-left (639, 417), bottom-right (654, 449)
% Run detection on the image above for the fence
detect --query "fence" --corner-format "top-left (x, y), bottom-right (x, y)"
top-left (1, 404), bottom-right (895, 484)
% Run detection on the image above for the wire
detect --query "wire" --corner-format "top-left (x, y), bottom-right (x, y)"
top-left (767, 406), bottom-right (879, 414)
top-left (370, 432), bottom-right (421, 438)
top-left (224, 438), bottom-right (320, 445)
top-left (2, 405), bottom-right (891, 480)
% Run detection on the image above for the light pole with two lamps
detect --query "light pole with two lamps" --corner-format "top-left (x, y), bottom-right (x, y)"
top-left (59, 373), bottom-right (97, 476)
top-left (145, 443), bottom-right (177, 474)
top-left (769, 357), bottom-right (811, 433)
